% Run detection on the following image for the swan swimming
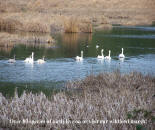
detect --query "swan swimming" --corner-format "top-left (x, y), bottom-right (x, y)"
top-left (76, 51), bottom-right (83, 61)
top-left (97, 49), bottom-right (104, 59)
top-left (24, 52), bottom-right (34, 63)
top-left (105, 50), bottom-right (111, 60)
top-left (8, 55), bottom-right (16, 63)
top-left (37, 56), bottom-right (45, 64)
top-left (119, 48), bottom-right (125, 58)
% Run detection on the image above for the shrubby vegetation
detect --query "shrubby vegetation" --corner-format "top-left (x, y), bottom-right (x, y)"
top-left (0, 71), bottom-right (154, 129)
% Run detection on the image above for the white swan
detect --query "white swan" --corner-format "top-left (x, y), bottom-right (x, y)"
top-left (96, 45), bottom-right (99, 49)
top-left (105, 50), bottom-right (111, 60)
top-left (37, 56), bottom-right (45, 64)
top-left (76, 51), bottom-right (83, 61)
top-left (24, 52), bottom-right (34, 63)
top-left (97, 49), bottom-right (104, 59)
top-left (119, 48), bottom-right (125, 58)
top-left (8, 55), bottom-right (16, 63)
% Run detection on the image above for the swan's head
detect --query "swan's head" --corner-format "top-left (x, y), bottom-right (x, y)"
top-left (101, 49), bottom-right (104, 52)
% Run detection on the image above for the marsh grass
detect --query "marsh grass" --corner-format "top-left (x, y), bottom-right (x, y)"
top-left (64, 17), bottom-right (93, 33)
top-left (0, 72), bottom-right (154, 129)
top-left (64, 17), bottom-right (79, 33)
top-left (0, 18), bottom-right (23, 31)
top-left (24, 22), bottom-right (49, 33)
top-left (0, 32), bottom-right (54, 44)
top-left (0, 18), bottom-right (49, 33)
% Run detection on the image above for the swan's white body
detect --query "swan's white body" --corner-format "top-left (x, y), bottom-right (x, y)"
top-left (105, 50), bottom-right (111, 60)
top-left (96, 45), bottom-right (99, 49)
top-left (25, 52), bottom-right (34, 63)
top-left (37, 56), bottom-right (45, 64)
top-left (8, 55), bottom-right (16, 63)
top-left (119, 48), bottom-right (125, 58)
top-left (76, 51), bottom-right (83, 61)
top-left (97, 49), bottom-right (104, 59)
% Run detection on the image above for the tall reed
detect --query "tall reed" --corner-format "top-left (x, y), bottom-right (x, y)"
top-left (0, 72), bottom-right (154, 129)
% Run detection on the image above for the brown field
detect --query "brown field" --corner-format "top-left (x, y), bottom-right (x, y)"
top-left (0, 72), bottom-right (154, 129)
top-left (0, 0), bottom-right (155, 45)
top-left (0, 0), bottom-right (155, 33)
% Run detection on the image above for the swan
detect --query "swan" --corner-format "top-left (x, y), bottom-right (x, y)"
top-left (105, 50), bottom-right (111, 60)
top-left (119, 48), bottom-right (125, 58)
top-left (96, 45), bottom-right (99, 49)
top-left (24, 52), bottom-right (34, 63)
top-left (97, 49), bottom-right (104, 59)
top-left (8, 55), bottom-right (16, 63)
top-left (37, 56), bottom-right (45, 64)
top-left (76, 51), bottom-right (83, 61)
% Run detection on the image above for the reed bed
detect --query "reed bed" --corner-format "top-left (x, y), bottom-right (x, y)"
top-left (0, 72), bottom-right (154, 129)
top-left (0, 18), bottom-right (50, 33)
top-left (64, 17), bottom-right (79, 33)
top-left (64, 17), bottom-right (93, 33)
top-left (24, 22), bottom-right (49, 33)
top-left (0, 32), bottom-right (55, 53)
top-left (0, 18), bottom-right (23, 31)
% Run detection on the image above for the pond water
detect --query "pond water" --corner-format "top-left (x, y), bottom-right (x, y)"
top-left (0, 26), bottom-right (155, 96)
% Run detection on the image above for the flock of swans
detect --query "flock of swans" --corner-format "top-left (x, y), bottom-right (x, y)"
top-left (8, 52), bottom-right (45, 64)
top-left (8, 47), bottom-right (125, 64)
top-left (76, 48), bottom-right (125, 61)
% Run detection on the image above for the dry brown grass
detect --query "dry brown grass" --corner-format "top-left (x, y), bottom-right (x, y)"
top-left (24, 22), bottom-right (49, 33)
top-left (0, 18), bottom-right (23, 31)
top-left (0, 32), bottom-right (55, 52)
top-left (79, 19), bottom-right (93, 33)
top-left (0, 0), bottom-right (155, 35)
top-left (0, 72), bottom-right (154, 129)
top-left (64, 17), bottom-right (93, 33)
top-left (0, 17), bottom-right (50, 33)
top-left (64, 17), bottom-right (79, 33)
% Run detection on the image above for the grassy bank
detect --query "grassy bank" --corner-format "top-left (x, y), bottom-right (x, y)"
top-left (1, 0), bottom-right (155, 48)
top-left (0, 72), bottom-right (154, 129)
top-left (1, 0), bottom-right (155, 34)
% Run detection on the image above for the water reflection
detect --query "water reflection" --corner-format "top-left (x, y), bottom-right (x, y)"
top-left (119, 58), bottom-right (125, 62)
top-left (61, 33), bottom-right (92, 52)
top-left (0, 46), bottom-right (13, 54)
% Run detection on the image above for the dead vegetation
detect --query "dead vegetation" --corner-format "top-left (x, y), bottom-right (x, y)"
top-left (0, 0), bottom-right (155, 35)
top-left (64, 17), bottom-right (79, 33)
top-left (64, 17), bottom-right (93, 33)
top-left (0, 32), bottom-right (55, 53)
top-left (0, 72), bottom-right (154, 129)
top-left (0, 18), bottom-right (23, 31)
top-left (24, 22), bottom-right (49, 33)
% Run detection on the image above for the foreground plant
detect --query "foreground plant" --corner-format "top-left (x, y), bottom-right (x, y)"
top-left (0, 72), bottom-right (154, 129)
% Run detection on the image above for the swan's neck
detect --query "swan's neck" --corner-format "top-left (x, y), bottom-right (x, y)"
top-left (101, 51), bottom-right (103, 56)
top-left (14, 55), bottom-right (15, 60)
top-left (32, 53), bottom-right (34, 60)
top-left (109, 51), bottom-right (111, 57)
top-left (122, 48), bottom-right (124, 54)
top-left (81, 52), bottom-right (83, 58)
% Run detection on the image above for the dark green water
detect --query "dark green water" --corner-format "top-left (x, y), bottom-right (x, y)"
top-left (0, 26), bottom-right (155, 97)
